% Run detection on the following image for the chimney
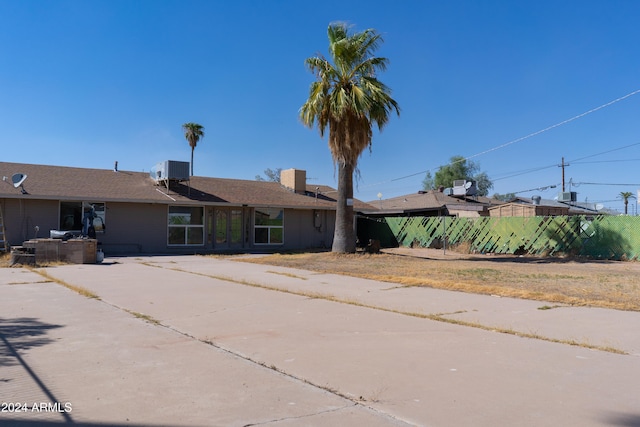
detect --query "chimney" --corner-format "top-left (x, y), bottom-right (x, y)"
top-left (280, 168), bottom-right (306, 194)
top-left (114, 161), bottom-right (118, 172)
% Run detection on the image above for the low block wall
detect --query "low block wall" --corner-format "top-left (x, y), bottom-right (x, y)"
top-left (21, 238), bottom-right (97, 264)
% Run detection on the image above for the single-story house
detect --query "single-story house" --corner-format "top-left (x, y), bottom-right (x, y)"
top-left (362, 189), bottom-right (504, 218)
top-left (0, 161), bottom-right (373, 254)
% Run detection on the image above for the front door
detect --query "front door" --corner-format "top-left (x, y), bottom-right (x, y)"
top-left (213, 208), bottom-right (244, 250)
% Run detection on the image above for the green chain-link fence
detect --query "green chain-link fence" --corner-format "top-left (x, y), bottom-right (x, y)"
top-left (383, 215), bottom-right (640, 260)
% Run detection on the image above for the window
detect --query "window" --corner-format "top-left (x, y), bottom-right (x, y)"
top-left (168, 206), bottom-right (204, 245)
top-left (231, 209), bottom-right (243, 244)
top-left (215, 210), bottom-right (227, 244)
top-left (254, 208), bottom-right (283, 245)
top-left (59, 202), bottom-right (106, 233)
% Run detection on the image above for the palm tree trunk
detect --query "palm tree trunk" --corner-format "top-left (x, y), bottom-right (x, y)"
top-left (332, 161), bottom-right (356, 253)
top-left (625, 200), bottom-right (628, 215)
top-left (190, 147), bottom-right (194, 176)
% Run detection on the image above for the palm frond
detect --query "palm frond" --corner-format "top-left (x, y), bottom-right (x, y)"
top-left (301, 22), bottom-right (399, 167)
top-left (182, 123), bottom-right (205, 149)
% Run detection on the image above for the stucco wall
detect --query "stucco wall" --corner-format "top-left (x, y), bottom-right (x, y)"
top-left (1, 198), bottom-right (337, 254)
top-left (1, 198), bottom-right (59, 245)
top-left (99, 202), bottom-right (169, 254)
top-left (281, 208), bottom-right (334, 250)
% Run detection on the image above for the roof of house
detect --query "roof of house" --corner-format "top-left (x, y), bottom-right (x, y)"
top-left (363, 190), bottom-right (503, 215)
top-left (502, 196), bottom-right (613, 215)
top-left (487, 201), bottom-right (569, 214)
top-left (0, 162), bottom-right (374, 210)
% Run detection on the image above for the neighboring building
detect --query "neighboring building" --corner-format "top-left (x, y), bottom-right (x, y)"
top-left (362, 189), bottom-right (503, 218)
top-left (0, 161), bottom-right (373, 254)
top-left (488, 196), bottom-right (610, 217)
top-left (488, 199), bottom-right (569, 217)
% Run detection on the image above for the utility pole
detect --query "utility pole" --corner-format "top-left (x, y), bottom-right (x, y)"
top-left (559, 157), bottom-right (570, 192)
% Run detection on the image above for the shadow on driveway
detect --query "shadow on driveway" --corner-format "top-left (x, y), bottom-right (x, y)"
top-left (0, 317), bottom-right (72, 423)
top-left (0, 317), bottom-right (62, 368)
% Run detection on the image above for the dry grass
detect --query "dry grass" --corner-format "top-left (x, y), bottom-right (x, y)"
top-left (239, 249), bottom-right (640, 311)
top-left (175, 261), bottom-right (628, 354)
top-left (0, 251), bottom-right (11, 267)
top-left (30, 268), bottom-right (100, 300)
top-left (124, 309), bottom-right (161, 325)
top-left (0, 251), bottom-right (72, 268)
top-left (266, 270), bottom-right (308, 280)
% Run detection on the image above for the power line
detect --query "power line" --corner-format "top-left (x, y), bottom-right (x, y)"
top-left (503, 179), bottom-right (640, 197)
top-left (568, 141), bottom-right (640, 163)
top-left (466, 88), bottom-right (640, 162)
top-left (492, 143), bottom-right (640, 183)
top-left (572, 158), bottom-right (640, 165)
top-left (571, 181), bottom-right (640, 186)
top-left (512, 183), bottom-right (560, 194)
top-left (381, 88), bottom-right (640, 185)
top-left (491, 141), bottom-right (640, 182)
top-left (492, 163), bottom-right (557, 181)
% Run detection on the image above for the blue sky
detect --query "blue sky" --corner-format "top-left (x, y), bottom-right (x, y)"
top-left (2, 1), bottom-right (640, 213)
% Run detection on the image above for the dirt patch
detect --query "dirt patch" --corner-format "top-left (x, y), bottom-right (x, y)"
top-left (237, 248), bottom-right (640, 311)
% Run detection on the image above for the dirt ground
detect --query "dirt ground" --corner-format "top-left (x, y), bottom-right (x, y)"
top-left (240, 247), bottom-right (640, 311)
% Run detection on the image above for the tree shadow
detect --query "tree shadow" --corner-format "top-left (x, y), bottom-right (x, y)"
top-left (544, 216), bottom-right (634, 261)
top-left (0, 319), bottom-right (198, 427)
top-left (168, 182), bottom-right (229, 203)
top-left (602, 413), bottom-right (640, 427)
top-left (0, 420), bottom-right (196, 427)
top-left (0, 317), bottom-right (72, 422)
top-left (0, 317), bottom-right (63, 368)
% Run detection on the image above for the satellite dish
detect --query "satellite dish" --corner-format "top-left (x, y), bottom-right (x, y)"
top-left (595, 203), bottom-right (604, 211)
top-left (11, 173), bottom-right (27, 188)
top-left (464, 181), bottom-right (472, 190)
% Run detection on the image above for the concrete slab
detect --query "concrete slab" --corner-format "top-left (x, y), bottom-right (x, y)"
top-left (2, 255), bottom-right (639, 426)
top-left (131, 255), bottom-right (640, 355)
top-left (0, 274), bottom-right (408, 426)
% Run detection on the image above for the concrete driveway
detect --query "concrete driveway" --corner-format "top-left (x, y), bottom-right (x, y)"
top-left (1, 255), bottom-right (639, 426)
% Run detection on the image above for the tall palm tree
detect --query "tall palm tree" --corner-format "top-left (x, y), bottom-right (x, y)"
top-left (300, 23), bottom-right (399, 253)
top-left (182, 123), bottom-right (205, 176)
top-left (619, 191), bottom-right (635, 215)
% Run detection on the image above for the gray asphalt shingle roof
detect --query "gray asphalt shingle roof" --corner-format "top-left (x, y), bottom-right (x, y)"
top-left (0, 162), bottom-right (374, 210)
top-left (363, 190), bottom-right (502, 214)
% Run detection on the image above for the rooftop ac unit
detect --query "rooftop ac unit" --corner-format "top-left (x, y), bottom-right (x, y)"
top-left (150, 160), bottom-right (190, 182)
top-left (558, 191), bottom-right (574, 202)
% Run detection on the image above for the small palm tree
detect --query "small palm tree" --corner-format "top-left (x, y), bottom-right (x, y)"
top-left (300, 23), bottom-right (399, 253)
top-left (619, 191), bottom-right (635, 215)
top-left (182, 123), bottom-right (205, 176)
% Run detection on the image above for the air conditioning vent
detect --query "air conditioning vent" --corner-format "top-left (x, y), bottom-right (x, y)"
top-left (150, 161), bottom-right (190, 182)
top-left (558, 192), bottom-right (577, 202)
